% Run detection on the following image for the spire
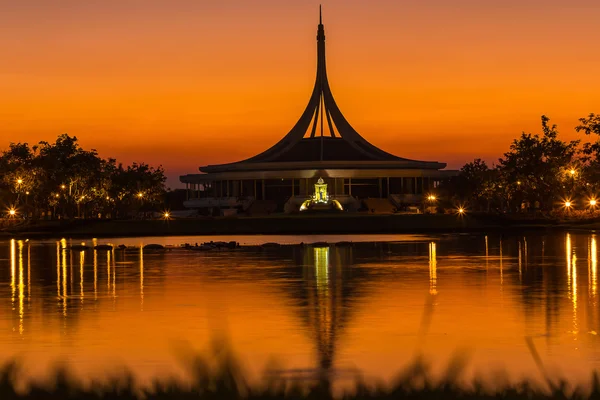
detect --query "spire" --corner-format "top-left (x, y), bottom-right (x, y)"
top-left (207, 8), bottom-right (447, 169)
top-left (319, 4), bottom-right (322, 25)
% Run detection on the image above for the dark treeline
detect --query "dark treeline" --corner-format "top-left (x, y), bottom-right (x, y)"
top-left (0, 134), bottom-right (166, 219)
top-left (441, 113), bottom-right (600, 214)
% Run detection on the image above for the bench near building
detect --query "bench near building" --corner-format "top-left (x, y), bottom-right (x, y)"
top-left (180, 8), bottom-right (458, 215)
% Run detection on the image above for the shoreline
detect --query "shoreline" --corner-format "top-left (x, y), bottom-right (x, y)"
top-left (2, 213), bottom-right (599, 239)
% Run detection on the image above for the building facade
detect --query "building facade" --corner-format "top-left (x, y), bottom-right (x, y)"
top-left (180, 8), bottom-right (458, 214)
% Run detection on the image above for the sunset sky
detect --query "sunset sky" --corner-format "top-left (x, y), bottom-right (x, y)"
top-left (2, 0), bottom-right (600, 187)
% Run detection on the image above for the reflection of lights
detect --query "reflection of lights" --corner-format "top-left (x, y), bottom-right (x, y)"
top-left (566, 233), bottom-right (578, 335)
top-left (140, 247), bottom-right (144, 310)
top-left (315, 247), bottom-right (329, 289)
top-left (80, 251), bottom-right (85, 303)
top-left (429, 242), bottom-right (437, 295)
top-left (10, 239), bottom-right (16, 307)
top-left (592, 235), bottom-right (597, 297)
top-left (18, 240), bottom-right (24, 335)
top-left (61, 238), bottom-right (67, 316)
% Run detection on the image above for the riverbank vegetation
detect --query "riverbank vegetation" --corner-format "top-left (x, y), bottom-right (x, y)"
top-left (0, 347), bottom-right (599, 400)
top-left (0, 134), bottom-right (167, 219)
top-left (444, 114), bottom-right (600, 214)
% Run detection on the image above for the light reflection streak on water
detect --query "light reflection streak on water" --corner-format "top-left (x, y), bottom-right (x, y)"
top-left (80, 251), bottom-right (85, 303)
top-left (592, 235), bottom-right (597, 298)
top-left (140, 247), bottom-right (144, 310)
top-left (567, 234), bottom-right (572, 289)
top-left (566, 233), bottom-right (578, 336)
top-left (429, 242), bottom-right (437, 295)
top-left (314, 247), bottom-right (331, 356)
top-left (112, 249), bottom-right (116, 299)
top-left (315, 247), bottom-right (329, 295)
top-left (27, 243), bottom-right (30, 303)
top-left (107, 249), bottom-right (111, 290)
top-left (93, 250), bottom-right (98, 300)
top-left (56, 241), bottom-right (60, 299)
top-left (61, 238), bottom-right (67, 316)
top-left (18, 240), bottom-right (24, 335)
top-left (10, 239), bottom-right (16, 309)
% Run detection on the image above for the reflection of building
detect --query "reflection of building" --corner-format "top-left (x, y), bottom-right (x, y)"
top-left (180, 8), bottom-right (457, 214)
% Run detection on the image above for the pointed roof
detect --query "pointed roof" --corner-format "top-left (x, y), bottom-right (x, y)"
top-left (200, 8), bottom-right (446, 173)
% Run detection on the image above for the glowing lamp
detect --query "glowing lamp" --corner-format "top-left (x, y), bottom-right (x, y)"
top-left (137, 192), bottom-right (144, 198)
top-left (9, 209), bottom-right (16, 216)
top-left (16, 179), bottom-right (23, 185)
top-left (61, 184), bottom-right (66, 190)
top-left (570, 169), bottom-right (576, 176)
top-left (565, 201), bottom-right (572, 208)
top-left (163, 212), bottom-right (170, 219)
top-left (458, 207), bottom-right (465, 215)
top-left (591, 199), bottom-right (597, 207)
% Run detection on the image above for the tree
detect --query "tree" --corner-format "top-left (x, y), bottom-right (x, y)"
top-left (576, 113), bottom-right (600, 191)
top-left (0, 133), bottom-right (167, 220)
top-left (452, 159), bottom-right (500, 211)
top-left (498, 116), bottom-right (579, 211)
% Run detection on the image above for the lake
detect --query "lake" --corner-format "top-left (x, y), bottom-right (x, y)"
top-left (0, 232), bottom-right (598, 387)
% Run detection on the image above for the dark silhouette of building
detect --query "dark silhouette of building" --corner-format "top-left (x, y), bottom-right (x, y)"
top-left (181, 7), bottom-right (457, 213)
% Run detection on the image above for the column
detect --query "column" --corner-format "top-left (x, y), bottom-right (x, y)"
top-left (262, 179), bottom-right (266, 200)
top-left (378, 178), bottom-right (382, 198)
top-left (291, 178), bottom-right (295, 197)
top-left (349, 178), bottom-right (352, 196)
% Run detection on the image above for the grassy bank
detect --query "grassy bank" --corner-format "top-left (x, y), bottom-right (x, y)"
top-left (0, 348), bottom-right (598, 400)
top-left (2, 213), bottom-right (600, 239)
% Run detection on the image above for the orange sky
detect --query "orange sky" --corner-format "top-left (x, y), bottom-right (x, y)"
top-left (2, 0), bottom-right (600, 187)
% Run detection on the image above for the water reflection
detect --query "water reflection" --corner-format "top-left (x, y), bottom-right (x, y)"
top-left (429, 242), bottom-right (437, 295)
top-left (4, 234), bottom-right (600, 383)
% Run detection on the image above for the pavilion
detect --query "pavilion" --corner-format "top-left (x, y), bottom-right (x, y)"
top-left (180, 7), bottom-right (458, 214)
